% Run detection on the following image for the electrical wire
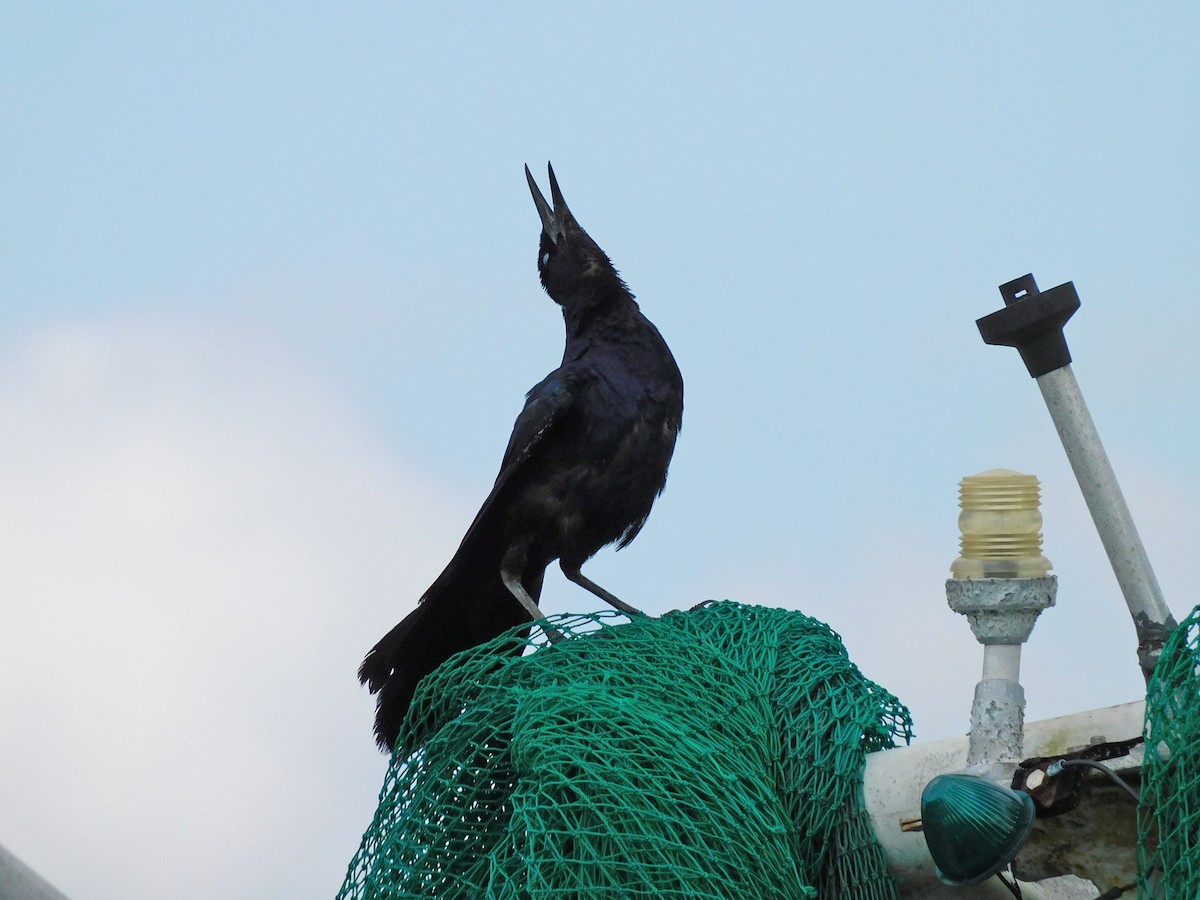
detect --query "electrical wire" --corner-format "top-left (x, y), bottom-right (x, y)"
top-left (1051, 758), bottom-right (1141, 802)
top-left (995, 869), bottom-right (1023, 898)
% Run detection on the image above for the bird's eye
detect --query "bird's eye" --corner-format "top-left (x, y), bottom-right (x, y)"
top-left (542, 252), bottom-right (551, 266)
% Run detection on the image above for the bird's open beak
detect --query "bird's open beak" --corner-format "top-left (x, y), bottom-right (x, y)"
top-left (525, 162), bottom-right (569, 245)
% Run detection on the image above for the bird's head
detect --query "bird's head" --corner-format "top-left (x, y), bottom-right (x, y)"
top-left (525, 162), bottom-right (630, 306)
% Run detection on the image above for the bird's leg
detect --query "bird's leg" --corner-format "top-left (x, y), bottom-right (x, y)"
top-left (559, 561), bottom-right (645, 617)
top-left (501, 569), bottom-right (564, 643)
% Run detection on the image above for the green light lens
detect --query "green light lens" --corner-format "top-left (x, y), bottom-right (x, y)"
top-left (920, 773), bottom-right (1036, 886)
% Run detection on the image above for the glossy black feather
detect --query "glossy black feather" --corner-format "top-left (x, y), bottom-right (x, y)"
top-left (359, 165), bottom-right (683, 751)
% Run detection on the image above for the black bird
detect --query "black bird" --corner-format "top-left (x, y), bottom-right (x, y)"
top-left (359, 163), bottom-right (684, 751)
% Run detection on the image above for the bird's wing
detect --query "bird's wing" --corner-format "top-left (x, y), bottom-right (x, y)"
top-left (497, 369), bottom-right (578, 477)
top-left (422, 368), bottom-right (579, 590)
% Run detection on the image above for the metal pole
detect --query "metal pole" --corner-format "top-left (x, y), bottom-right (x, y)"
top-left (976, 274), bottom-right (1177, 680)
top-left (1035, 364), bottom-right (1176, 675)
top-left (947, 575), bottom-right (1056, 769)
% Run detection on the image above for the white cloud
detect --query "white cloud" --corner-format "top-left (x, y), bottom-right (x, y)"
top-left (0, 318), bottom-right (462, 899)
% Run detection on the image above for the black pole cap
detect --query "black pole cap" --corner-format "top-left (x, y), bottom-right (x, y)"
top-left (976, 274), bottom-right (1081, 378)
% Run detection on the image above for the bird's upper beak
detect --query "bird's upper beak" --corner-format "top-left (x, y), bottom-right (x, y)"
top-left (525, 162), bottom-right (571, 246)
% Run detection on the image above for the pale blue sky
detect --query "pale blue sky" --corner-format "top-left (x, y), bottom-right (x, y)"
top-left (3, 4), bottom-right (1198, 898)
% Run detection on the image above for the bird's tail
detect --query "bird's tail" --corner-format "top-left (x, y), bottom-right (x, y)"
top-left (359, 568), bottom-right (535, 752)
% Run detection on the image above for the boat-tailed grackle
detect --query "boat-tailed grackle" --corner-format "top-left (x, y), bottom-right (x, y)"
top-left (359, 163), bottom-right (684, 751)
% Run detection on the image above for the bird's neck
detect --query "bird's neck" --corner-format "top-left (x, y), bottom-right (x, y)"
top-left (560, 287), bottom-right (639, 343)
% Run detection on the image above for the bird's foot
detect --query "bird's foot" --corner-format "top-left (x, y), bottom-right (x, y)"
top-left (559, 562), bottom-right (646, 618)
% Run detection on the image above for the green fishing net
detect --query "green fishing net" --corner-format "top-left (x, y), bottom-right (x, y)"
top-left (339, 600), bottom-right (913, 899)
top-left (1140, 603), bottom-right (1200, 898)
